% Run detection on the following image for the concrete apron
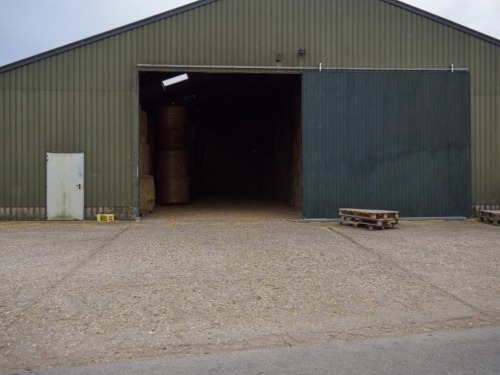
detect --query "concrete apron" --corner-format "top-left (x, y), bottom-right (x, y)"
top-left (0, 206), bottom-right (498, 373)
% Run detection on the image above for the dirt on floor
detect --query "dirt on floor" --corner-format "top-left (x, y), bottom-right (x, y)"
top-left (1, 199), bottom-right (499, 373)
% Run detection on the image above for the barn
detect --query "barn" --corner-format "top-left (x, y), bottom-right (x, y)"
top-left (1, 0), bottom-right (499, 220)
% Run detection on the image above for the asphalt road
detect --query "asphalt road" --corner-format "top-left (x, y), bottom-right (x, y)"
top-left (19, 327), bottom-right (499, 375)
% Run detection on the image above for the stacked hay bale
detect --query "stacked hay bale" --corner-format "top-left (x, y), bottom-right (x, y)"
top-left (155, 106), bottom-right (190, 204)
top-left (139, 110), bottom-right (155, 214)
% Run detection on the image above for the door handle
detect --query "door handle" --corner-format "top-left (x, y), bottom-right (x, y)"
top-left (77, 184), bottom-right (81, 190)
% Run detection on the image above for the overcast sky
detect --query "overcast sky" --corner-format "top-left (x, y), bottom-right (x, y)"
top-left (1, 0), bottom-right (499, 67)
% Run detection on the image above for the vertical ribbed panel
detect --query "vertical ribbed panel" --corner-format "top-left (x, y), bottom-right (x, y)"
top-left (0, 37), bottom-right (137, 211)
top-left (0, 0), bottom-right (498, 215)
top-left (302, 71), bottom-right (471, 218)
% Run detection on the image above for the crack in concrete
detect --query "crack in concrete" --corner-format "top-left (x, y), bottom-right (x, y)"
top-left (4, 223), bottom-right (134, 327)
top-left (325, 225), bottom-right (500, 325)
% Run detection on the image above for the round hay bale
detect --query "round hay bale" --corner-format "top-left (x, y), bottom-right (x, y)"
top-left (154, 151), bottom-right (189, 177)
top-left (156, 106), bottom-right (187, 129)
top-left (156, 127), bottom-right (188, 151)
top-left (140, 175), bottom-right (155, 212)
top-left (156, 177), bottom-right (189, 205)
top-left (139, 144), bottom-right (152, 176)
top-left (140, 110), bottom-right (149, 144)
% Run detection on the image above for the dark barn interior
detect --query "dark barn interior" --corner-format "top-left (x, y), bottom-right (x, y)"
top-left (138, 72), bottom-right (302, 212)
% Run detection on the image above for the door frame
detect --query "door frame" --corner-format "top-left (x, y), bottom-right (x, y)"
top-left (46, 152), bottom-right (85, 220)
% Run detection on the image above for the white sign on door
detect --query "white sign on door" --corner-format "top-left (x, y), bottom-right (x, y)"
top-left (46, 152), bottom-right (84, 220)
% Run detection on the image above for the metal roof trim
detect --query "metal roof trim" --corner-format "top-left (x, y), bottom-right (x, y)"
top-left (382, 0), bottom-right (500, 47)
top-left (0, 0), bottom-right (217, 74)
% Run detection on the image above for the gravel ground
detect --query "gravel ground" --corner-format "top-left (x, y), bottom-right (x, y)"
top-left (0, 200), bottom-right (499, 373)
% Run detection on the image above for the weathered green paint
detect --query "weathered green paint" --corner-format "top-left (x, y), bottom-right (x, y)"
top-left (0, 0), bottom-right (498, 218)
top-left (302, 71), bottom-right (471, 218)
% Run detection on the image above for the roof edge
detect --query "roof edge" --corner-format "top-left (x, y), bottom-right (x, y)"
top-left (0, 0), bottom-right (216, 74)
top-left (382, 0), bottom-right (500, 47)
top-left (1, 0), bottom-right (498, 74)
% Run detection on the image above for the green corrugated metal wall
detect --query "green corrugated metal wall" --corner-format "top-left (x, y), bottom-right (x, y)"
top-left (0, 0), bottom-right (499, 218)
top-left (302, 71), bottom-right (471, 218)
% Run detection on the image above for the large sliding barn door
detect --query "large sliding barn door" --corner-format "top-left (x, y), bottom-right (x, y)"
top-left (302, 71), bottom-right (471, 218)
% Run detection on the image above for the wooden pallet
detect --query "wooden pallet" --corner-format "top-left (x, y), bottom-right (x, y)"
top-left (339, 208), bottom-right (399, 230)
top-left (479, 210), bottom-right (500, 225)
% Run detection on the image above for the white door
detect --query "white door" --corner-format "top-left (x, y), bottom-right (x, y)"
top-left (47, 152), bottom-right (84, 220)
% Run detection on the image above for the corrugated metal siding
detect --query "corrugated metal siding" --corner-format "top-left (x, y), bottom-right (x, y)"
top-left (0, 41), bottom-right (137, 213)
top-left (0, 0), bottom-right (498, 217)
top-left (302, 71), bottom-right (471, 218)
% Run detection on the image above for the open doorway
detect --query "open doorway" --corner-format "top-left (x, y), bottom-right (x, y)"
top-left (138, 71), bottom-right (302, 216)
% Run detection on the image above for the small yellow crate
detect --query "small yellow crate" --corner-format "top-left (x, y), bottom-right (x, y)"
top-left (97, 214), bottom-right (115, 222)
